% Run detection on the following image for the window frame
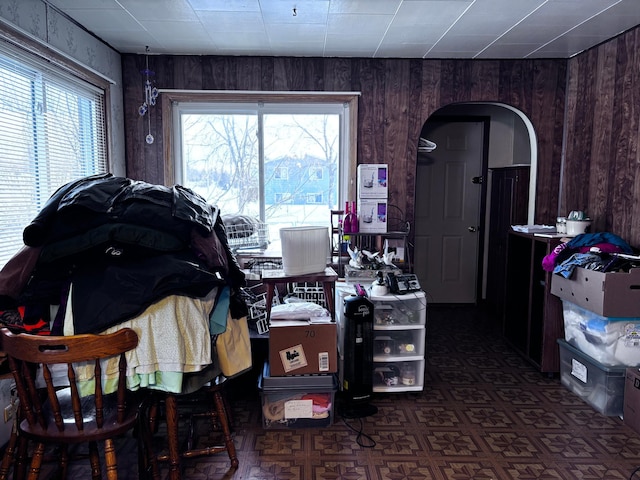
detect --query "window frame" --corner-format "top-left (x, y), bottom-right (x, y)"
top-left (161, 91), bottom-right (359, 210)
top-left (0, 24), bottom-right (112, 269)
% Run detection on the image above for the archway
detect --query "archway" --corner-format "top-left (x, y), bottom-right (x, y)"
top-left (414, 102), bottom-right (536, 306)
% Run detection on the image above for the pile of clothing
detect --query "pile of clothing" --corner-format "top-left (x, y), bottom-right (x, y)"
top-left (0, 173), bottom-right (249, 393)
top-left (542, 232), bottom-right (638, 277)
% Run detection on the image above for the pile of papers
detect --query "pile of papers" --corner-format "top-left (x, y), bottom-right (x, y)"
top-left (511, 225), bottom-right (556, 234)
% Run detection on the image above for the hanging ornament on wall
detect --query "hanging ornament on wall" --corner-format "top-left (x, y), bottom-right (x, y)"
top-left (138, 46), bottom-right (159, 144)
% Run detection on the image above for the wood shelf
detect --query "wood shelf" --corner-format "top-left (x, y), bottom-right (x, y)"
top-left (503, 231), bottom-right (563, 373)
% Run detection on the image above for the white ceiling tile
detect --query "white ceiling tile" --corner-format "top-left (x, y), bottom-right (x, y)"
top-left (118, 0), bottom-right (199, 22)
top-left (384, 24), bottom-right (445, 44)
top-left (197, 10), bottom-right (265, 32)
top-left (101, 30), bottom-right (158, 53)
top-left (329, 0), bottom-right (402, 15)
top-left (47, 0), bottom-right (122, 9)
top-left (326, 14), bottom-right (393, 35)
top-left (393, 0), bottom-right (473, 27)
top-left (374, 43), bottom-right (432, 58)
top-left (265, 22), bottom-right (326, 41)
top-left (499, 25), bottom-right (574, 44)
top-left (476, 43), bottom-right (548, 59)
top-left (260, 0), bottom-right (330, 24)
top-left (188, 0), bottom-right (261, 12)
top-left (425, 50), bottom-right (482, 59)
top-left (65, 8), bottom-right (142, 32)
top-left (429, 34), bottom-right (496, 53)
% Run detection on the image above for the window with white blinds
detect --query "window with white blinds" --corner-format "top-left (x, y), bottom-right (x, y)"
top-left (0, 43), bottom-right (107, 268)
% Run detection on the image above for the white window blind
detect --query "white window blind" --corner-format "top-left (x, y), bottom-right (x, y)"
top-left (0, 42), bottom-right (107, 268)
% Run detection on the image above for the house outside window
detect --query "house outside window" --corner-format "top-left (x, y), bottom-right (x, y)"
top-left (274, 166), bottom-right (288, 180)
top-left (309, 166), bottom-right (323, 181)
top-left (307, 193), bottom-right (324, 204)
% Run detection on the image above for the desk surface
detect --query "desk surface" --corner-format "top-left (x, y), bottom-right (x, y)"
top-left (261, 267), bottom-right (338, 282)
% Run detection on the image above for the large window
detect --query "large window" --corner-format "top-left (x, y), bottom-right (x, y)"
top-left (167, 93), bottom-right (358, 248)
top-left (0, 44), bottom-right (108, 268)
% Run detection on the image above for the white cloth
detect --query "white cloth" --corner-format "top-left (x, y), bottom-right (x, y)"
top-left (63, 285), bottom-right (218, 393)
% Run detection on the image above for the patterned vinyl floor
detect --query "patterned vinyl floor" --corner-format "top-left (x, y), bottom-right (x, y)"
top-left (18, 305), bottom-right (640, 479)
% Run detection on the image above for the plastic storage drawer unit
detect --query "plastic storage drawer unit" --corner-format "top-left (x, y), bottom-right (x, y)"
top-left (557, 339), bottom-right (627, 416)
top-left (258, 362), bottom-right (337, 429)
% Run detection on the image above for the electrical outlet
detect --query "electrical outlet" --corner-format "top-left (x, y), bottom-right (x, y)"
top-left (3, 403), bottom-right (16, 423)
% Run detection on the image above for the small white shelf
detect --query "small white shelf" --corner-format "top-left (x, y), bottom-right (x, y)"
top-left (336, 286), bottom-right (427, 394)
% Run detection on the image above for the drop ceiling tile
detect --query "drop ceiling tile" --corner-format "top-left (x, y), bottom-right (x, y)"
top-left (329, 0), bottom-right (402, 15)
top-left (266, 22), bottom-right (326, 42)
top-left (325, 33), bottom-right (381, 53)
top-left (140, 20), bottom-right (210, 41)
top-left (575, 15), bottom-right (640, 37)
top-left (607, 0), bottom-right (640, 16)
top-left (46, 0), bottom-right (121, 9)
top-left (188, 0), bottom-right (261, 12)
top-left (384, 24), bottom-right (447, 44)
top-left (57, 8), bottom-right (142, 32)
top-left (429, 34), bottom-right (498, 53)
top-left (425, 50), bottom-right (483, 58)
top-left (534, 33), bottom-right (613, 53)
top-left (260, 0), bottom-right (330, 24)
top-left (374, 43), bottom-right (433, 58)
top-left (524, 0), bottom-right (619, 27)
top-left (392, 0), bottom-right (473, 27)
top-left (499, 24), bottom-right (575, 44)
top-left (118, 0), bottom-right (199, 21)
top-left (101, 30), bottom-right (158, 52)
top-left (196, 10), bottom-right (265, 32)
top-left (154, 38), bottom-right (217, 55)
top-left (208, 30), bottom-right (270, 47)
top-left (268, 40), bottom-right (327, 56)
top-left (476, 43), bottom-right (549, 59)
top-left (447, 14), bottom-right (527, 36)
top-left (326, 13), bottom-right (393, 35)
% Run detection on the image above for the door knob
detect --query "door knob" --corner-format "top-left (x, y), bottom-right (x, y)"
top-left (468, 226), bottom-right (478, 232)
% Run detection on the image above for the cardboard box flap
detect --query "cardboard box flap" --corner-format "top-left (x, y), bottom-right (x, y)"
top-left (551, 267), bottom-right (640, 317)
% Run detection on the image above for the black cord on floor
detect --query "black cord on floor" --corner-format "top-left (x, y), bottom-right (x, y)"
top-left (630, 465), bottom-right (640, 479)
top-left (341, 416), bottom-right (376, 448)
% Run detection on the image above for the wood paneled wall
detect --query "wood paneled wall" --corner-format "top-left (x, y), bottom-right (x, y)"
top-left (562, 26), bottom-right (640, 247)
top-left (122, 55), bottom-right (567, 236)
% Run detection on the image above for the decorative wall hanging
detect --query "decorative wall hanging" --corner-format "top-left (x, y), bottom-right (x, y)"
top-left (138, 46), bottom-right (159, 144)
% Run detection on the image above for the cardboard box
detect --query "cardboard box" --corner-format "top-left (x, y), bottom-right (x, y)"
top-left (259, 362), bottom-right (337, 429)
top-left (268, 320), bottom-right (337, 376)
top-left (384, 238), bottom-right (405, 263)
top-left (357, 198), bottom-right (388, 233)
top-left (551, 267), bottom-right (640, 317)
top-left (624, 368), bottom-right (640, 434)
top-left (357, 164), bottom-right (388, 198)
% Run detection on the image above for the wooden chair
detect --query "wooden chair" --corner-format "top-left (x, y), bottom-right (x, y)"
top-left (0, 327), bottom-right (155, 480)
top-left (142, 374), bottom-right (238, 480)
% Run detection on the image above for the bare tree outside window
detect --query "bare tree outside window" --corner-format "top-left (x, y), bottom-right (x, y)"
top-left (180, 108), bottom-right (341, 242)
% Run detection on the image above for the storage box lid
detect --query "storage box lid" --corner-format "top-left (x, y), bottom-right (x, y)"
top-left (557, 339), bottom-right (627, 374)
top-left (259, 362), bottom-right (337, 391)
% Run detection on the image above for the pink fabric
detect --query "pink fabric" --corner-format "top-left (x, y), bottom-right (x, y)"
top-left (541, 242), bottom-right (626, 272)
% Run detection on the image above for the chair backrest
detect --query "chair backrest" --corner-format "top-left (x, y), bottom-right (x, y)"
top-left (0, 327), bottom-right (138, 436)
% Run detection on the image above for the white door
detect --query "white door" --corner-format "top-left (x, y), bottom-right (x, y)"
top-left (414, 120), bottom-right (486, 303)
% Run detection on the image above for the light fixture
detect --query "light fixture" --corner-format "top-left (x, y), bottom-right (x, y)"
top-left (138, 46), bottom-right (159, 145)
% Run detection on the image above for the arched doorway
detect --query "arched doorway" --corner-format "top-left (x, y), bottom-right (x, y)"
top-left (414, 103), bottom-right (536, 306)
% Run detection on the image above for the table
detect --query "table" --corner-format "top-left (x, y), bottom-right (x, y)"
top-left (261, 267), bottom-right (338, 322)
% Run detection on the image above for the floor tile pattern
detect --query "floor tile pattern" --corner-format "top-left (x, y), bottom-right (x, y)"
top-left (9, 305), bottom-right (640, 479)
